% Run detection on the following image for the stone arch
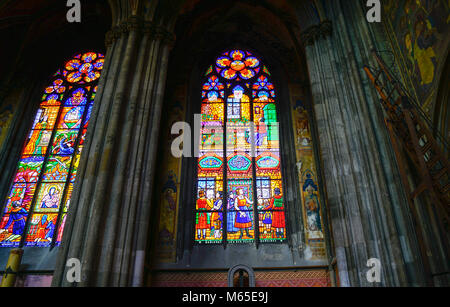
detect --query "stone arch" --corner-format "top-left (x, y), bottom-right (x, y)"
top-left (148, 0), bottom-right (333, 276)
top-left (164, 0), bottom-right (309, 84)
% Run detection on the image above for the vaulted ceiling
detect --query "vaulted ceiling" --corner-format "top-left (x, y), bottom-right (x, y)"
top-left (167, 0), bottom-right (312, 84)
top-left (0, 0), bottom-right (111, 85)
top-left (0, 0), bottom-right (319, 90)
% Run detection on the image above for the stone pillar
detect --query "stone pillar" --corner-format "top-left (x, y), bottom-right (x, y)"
top-left (0, 76), bottom-right (42, 205)
top-left (300, 1), bottom-right (425, 286)
top-left (51, 16), bottom-right (175, 287)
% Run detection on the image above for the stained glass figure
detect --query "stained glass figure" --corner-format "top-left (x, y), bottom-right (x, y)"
top-left (0, 52), bottom-right (105, 247)
top-left (195, 50), bottom-right (286, 245)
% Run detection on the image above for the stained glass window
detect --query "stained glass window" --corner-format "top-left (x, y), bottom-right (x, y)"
top-left (0, 52), bottom-right (104, 248)
top-left (195, 50), bottom-right (286, 244)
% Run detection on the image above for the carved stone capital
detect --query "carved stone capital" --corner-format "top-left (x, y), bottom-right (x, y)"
top-left (300, 20), bottom-right (332, 46)
top-left (162, 30), bottom-right (176, 48)
top-left (105, 29), bottom-right (115, 48)
top-left (105, 18), bottom-right (176, 48)
top-left (143, 21), bottom-right (156, 36)
top-left (105, 25), bottom-right (122, 47)
top-left (126, 15), bottom-right (144, 32)
top-left (105, 16), bottom-right (145, 47)
top-left (154, 26), bottom-right (176, 47)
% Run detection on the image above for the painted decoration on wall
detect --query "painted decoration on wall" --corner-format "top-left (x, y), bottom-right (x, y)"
top-left (0, 99), bottom-right (15, 150)
top-left (0, 52), bottom-right (105, 247)
top-left (150, 270), bottom-right (331, 287)
top-left (291, 92), bottom-right (327, 260)
top-left (195, 50), bottom-right (287, 244)
top-left (383, 0), bottom-right (450, 115)
top-left (154, 88), bottom-right (186, 263)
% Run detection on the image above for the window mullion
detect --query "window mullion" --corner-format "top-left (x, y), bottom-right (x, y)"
top-left (250, 97), bottom-right (260, 248)
top-left (50, 85), bottom-right (93, 247)
top-left (222, 82), bottom-right (228, 248)
top-left (19, 87), bottom-right (67, 248)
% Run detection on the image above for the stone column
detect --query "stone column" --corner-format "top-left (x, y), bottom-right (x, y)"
top-left (300, 0), bottom-right (425, 286)
top-left (51, 16), bottom-right (175, 287)
top-left (0, 76), bottom-right (42, 207)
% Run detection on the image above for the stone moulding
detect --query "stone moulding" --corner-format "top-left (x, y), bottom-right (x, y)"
top-left (105, 16), bottom-right (176, 47)
top-left (300, 20), bottom-right (332, 46)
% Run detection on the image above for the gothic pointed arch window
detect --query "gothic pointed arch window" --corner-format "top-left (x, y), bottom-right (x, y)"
top-left (195, 49), bottom-right (286, 244)
top-left (0, 52), bottom-right (105, 248)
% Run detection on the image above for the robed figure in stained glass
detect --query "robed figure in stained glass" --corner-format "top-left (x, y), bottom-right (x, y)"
top-left (0, 201), bottom-right (27, 243)
top-left (210, 191), bottom-right (223, 239)
top-left (40, 187), bottom-right (60, 209)
top-left (227, 191), bottom-right (239, 233)
top-left (234, 188), bottom-right (253, 239)
top-left (45, 218), bottom-right (55, 242)
top-left (259, 199), bottom-right (273, 234)
top-left (34, 215), bottom-right (55, 243)
top-left (246, 117), bottom-right (267, 146)
top-left (267, 188), bottom-right (285, 238)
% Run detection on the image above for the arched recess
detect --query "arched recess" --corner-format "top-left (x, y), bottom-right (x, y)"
top-left (228, 264), bottom-right (255, 287)
top-left (0, 0), bottom-right (111, 275)
top-left (148, 0), bottom-right (334, 280)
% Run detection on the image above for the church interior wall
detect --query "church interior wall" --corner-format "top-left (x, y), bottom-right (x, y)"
top-left (147, 0), bottom-right (336, 286)
top-left (0, 0), bottom-right (446, 287)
